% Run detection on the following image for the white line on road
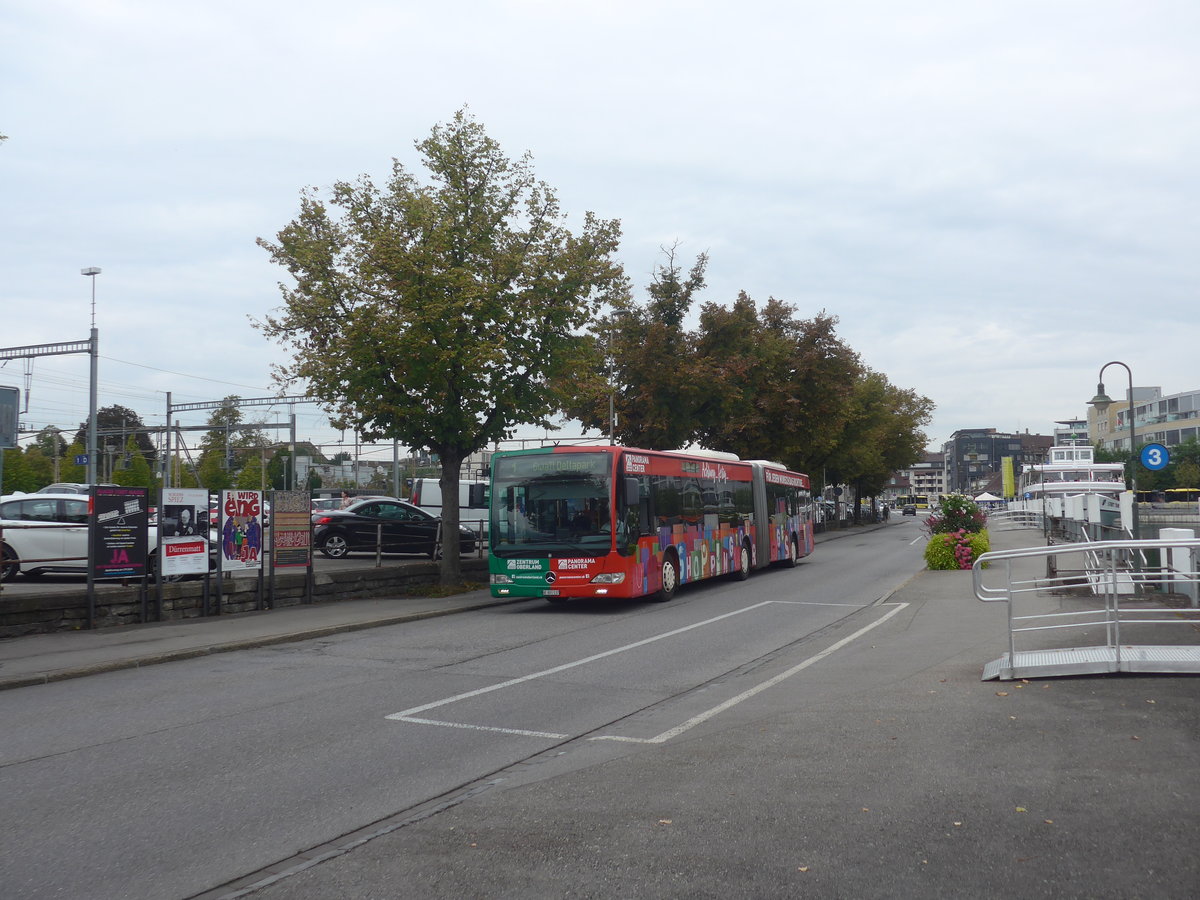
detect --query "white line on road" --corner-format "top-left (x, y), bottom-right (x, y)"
top-left (396, 716), bottom-right (569, 740)
top-left (590, 603), bottom-right (909, 744)
top-left (387, 601), bottom-right (905, 745)
top-left (386, 602), bottom-right (779, 719)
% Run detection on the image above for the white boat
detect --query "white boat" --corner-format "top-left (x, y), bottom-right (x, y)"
top-left (1020, 444), bottom-right (1126, 503)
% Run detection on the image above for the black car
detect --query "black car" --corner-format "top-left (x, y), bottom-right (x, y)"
top-left (312, 498), bottom-right (476, 559)
top-left (902, 504), bottom-right (917, 516)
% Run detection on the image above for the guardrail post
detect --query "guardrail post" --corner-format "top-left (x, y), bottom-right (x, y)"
top-left (1161, 527), bottom-right (1198, 606)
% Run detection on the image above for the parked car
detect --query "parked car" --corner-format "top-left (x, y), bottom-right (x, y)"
top-left (35, 482), bottom-right (119, 494)
top-left (1, 492), bottom-right (213, 582)
top-left (312, 498), bottom-right (476, 559)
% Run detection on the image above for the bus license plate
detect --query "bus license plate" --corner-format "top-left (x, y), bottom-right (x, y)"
top-left (543, 589), bottom-right (560, 596)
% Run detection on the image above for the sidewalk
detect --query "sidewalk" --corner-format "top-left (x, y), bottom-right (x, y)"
top-left (0, 522), bottom-right (889, 692)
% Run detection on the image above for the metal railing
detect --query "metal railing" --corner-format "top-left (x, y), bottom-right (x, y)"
top-left (971, 537), bottom-right (1200, 680)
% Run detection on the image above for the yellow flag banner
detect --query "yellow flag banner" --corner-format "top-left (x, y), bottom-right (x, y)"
top-left (1002, 457), bottom-right (1015, 499)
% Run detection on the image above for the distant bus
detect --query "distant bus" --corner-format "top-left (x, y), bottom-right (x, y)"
top-left (488, 445), bottom-right (814, 602)
top-left (897, 494), bottom-right (931, 510)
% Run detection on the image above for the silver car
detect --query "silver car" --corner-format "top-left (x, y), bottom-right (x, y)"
top-left (0, 492), bottom-right (208, 581)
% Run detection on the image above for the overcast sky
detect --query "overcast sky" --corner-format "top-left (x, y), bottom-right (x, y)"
top-left (3, 0), bottom-right (1198, 468)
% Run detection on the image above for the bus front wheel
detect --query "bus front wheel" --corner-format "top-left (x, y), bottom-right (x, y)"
top-left (654, 552), bottom-right (679, 602)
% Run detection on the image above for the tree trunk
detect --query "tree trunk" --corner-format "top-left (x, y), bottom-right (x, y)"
top-left (437, 451), bottom-right (465, 585)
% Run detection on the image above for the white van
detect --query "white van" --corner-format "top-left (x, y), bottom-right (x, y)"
top-left (410, 478), bottom-right (489, 535)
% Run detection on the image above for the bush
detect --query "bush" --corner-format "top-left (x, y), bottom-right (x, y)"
top-left (925, 494), bottom-right (986, 535)
top-left (925, 529), bottom-right (991, 570)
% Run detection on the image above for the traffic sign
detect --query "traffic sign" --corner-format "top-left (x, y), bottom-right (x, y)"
top-left (75, 454), bottom-right (90, 465)
top-left (0, 385), bottom-right (18, 449)
top-left (1140, 443), bottom-right (1170, 471)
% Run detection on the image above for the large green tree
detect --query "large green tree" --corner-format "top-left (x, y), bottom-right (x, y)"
top-left (695, 300), bottom-right (868, 477)
top-left (257, 110), bottom-right (626, 582)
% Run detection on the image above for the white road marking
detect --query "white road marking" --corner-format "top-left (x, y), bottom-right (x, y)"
top-left (385, 601), bottom-right (908, 743)
top-left (397, 716), bottom-right (569, 740)
top-left (591, 603), bottom-right (909, 744)
top-left (387, 602), bottom-right (779, 719)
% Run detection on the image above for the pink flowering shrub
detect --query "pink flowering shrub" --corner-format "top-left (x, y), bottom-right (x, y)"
top-left (924, 528), bottom-right (991, 570)
top-left (924, 493), bottom-right (987, 536)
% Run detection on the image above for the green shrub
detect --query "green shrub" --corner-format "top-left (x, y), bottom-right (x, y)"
top-left (925, 529), bottom-right (991, 570)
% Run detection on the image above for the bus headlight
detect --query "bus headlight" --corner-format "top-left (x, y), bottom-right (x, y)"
top-left (590, 573), bottom-right (626, 584)
top-left (490, 574), bottom-right (515, 585)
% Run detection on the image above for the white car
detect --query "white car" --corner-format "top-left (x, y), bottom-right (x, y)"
top-left (0, 492), bottom-right (212, 582)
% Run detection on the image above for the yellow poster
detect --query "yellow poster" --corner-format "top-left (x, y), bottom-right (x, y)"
top-left (1002, 457), bottom-right (1015, 499)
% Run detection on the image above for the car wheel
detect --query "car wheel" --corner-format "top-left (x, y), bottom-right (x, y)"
top-left (1, 544), bottom-right (18, 582)
top-left (320, 533), bottom-right (350, 559)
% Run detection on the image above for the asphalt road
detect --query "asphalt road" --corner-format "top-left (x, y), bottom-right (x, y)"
top-left (0, 522), bottom-right (918, 899)
top-left (4, 518), bottom-right (1197, 899)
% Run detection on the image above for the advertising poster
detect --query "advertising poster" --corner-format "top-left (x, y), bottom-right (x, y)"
top-left (160, 488), bottom-right (210, 576)
top-left (271, 490), bottom-right (312, 568)
top-left (91, 486), bottom-right (149, 579)
top-left (218, 490), bottom-right (263, 571)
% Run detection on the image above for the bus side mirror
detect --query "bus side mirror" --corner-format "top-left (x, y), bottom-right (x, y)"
top-left (624, 477), bottom-right (640, 507)
top-left (469, 483), bottom-right (487, 508)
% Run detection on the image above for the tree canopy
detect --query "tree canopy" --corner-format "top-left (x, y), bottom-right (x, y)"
top-left (74, 404), bottom-right (156, 471)
top-left (257, 109), bottom-right (627, 581)
top-left (562, 248), bottom-right (932, 491)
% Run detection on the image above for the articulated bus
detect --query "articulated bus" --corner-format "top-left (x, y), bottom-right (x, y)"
top-left (488, 445), bottom-right (814, 602)
top-left (897, 494), bottom-right (931, 510)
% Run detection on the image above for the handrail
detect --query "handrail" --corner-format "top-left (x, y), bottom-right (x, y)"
top-left (972, 537), bottom-right (1200, 602)
top-left (972, 535), bottom-right (1200, 679)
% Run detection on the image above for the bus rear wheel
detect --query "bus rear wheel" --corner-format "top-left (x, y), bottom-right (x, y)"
top-left (733, 540), bottom-right (752, 581)
top-left (782, 537), bottom-right (799, 568)
top-left (654, 552), bottom-right (679, 602)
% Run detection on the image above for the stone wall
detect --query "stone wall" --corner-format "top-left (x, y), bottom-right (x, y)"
top-left (0, 558), bottom-right (490, 638)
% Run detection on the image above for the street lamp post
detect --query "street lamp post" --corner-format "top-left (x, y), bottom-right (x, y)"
top-left (81, 267), bottom-right (101, 486)
top-left (1088, 360), bottom-right (1139, 540)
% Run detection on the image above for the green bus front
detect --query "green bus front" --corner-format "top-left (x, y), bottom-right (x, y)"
top-left (488, 447), bottom-right (633, 600)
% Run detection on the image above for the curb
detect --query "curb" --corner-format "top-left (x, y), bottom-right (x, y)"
top-left (0, 594), bottom-right (529, 692)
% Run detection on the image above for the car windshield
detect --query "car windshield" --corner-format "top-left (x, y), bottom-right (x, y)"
top-left (490, 451), bottom-right (613, 558)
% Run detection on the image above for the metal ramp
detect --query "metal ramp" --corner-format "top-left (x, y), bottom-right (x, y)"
top-left (973, 537), bottom-right (1200, 681)
top-left (982, 645), bottom-right (1200, 681)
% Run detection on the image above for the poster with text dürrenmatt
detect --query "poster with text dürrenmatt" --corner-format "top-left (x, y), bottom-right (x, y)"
top-left (160, 487), bottom-right (210, 576)
top-left (218, 490), bottom-right (263, 571)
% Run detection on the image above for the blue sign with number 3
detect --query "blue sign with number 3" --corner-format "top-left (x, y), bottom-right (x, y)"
top-left (1140, 443), bottom-right (1170, 471)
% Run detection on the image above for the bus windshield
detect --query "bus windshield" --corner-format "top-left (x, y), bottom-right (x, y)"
top-left (490, 451), bottom-right (614, 557)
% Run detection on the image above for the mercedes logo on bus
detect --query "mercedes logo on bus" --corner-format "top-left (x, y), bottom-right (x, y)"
top-left (545, 571), bottom-right (557, 584)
